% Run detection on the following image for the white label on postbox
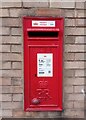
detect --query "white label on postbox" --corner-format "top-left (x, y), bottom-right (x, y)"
top-left (37, 53), bottom-right (53, 77)
top-left (32, 21), bottom-right (55, 27)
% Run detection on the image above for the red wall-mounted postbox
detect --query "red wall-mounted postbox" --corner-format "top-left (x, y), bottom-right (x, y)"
top-left (23, 17), bottom-right (64, 111)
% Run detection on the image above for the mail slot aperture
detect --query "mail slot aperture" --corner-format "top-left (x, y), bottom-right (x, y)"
top-left (28, 31), bottom-right (59, 37)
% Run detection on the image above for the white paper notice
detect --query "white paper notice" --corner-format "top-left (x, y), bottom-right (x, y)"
top-left (37, 53), bottom-right (53, 77)
top-left (32, 21), bottom-right (55, 27)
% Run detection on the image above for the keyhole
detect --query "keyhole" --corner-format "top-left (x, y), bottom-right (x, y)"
top-left (35, 74), bottom-right (37, 77)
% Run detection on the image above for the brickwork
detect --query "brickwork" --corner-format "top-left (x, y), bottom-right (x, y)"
top-left (0, 1), bottom-right (85, 119)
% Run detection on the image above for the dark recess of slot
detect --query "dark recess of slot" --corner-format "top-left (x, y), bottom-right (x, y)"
top-left (28, 31), bottom-right (58, 37)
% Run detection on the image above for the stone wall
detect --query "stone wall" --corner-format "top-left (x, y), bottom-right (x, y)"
top-left (0, 1), bottom-right (85, 118)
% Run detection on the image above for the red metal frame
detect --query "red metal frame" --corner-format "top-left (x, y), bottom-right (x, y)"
top-left (23, 17), bottom-right (64, 111)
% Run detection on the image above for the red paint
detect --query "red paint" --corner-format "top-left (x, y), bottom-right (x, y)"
top-left (23, 17), bottom-right (64, 111)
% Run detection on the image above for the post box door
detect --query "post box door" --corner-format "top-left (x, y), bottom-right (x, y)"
top-left (26, 45), bottom-right (60, 110)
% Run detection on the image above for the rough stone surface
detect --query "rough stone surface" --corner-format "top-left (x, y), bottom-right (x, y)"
top-left (23, 0), bottom-right (49, 8)
top-left (1, 1), bottom-right (85, 119)
top-left (50, 1), bottom-right (75, 8)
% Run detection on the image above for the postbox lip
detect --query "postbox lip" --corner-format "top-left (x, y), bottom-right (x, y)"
top-left (27, 28), bottom-right (60, 31)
